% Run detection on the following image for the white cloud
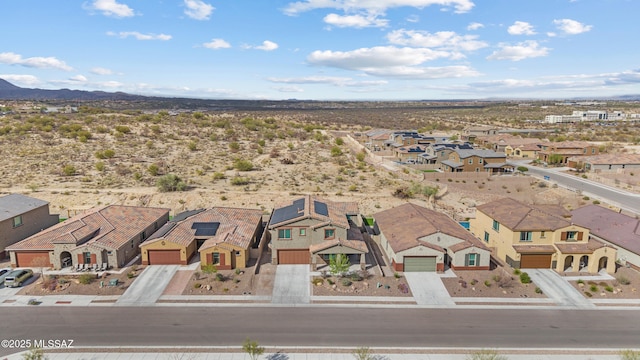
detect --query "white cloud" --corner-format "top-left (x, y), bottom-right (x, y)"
top-left (0, 74), bottom-right (40, 86)
top-left (273, 86), bottom-right (304, 93)
top-left (107, 31), bottom-right (172, 41)
top-left (553, 19), bottom-right (592, 35)
top-left (323, 13), bottom-right (389, 28)
top-left (284, 0), bottom-right (475, 15)
top-left (467, 22), bottom-right (484, 30)
top-left (90, 67), bottom-right (113, 75)
top-left (203, 38), bottom-right (231, 49)
top-left (254, 40), bottom-right (279, 51)
top-left (365, 65), bottom-right (480, 79)
top-left (0, 52), bottom-right (73, 71)
top-left (487, 41), bottom-right (550, 61)
top-left (508, 21), bottom-right (536, 35)
top-left (69, 75), bottom-right (88, 82)
top-left (406, 14), bottom-right (420, 23)
top-left (184, 0), bottom-right (214, 20)
top-left (386, 29), bottom-right (488, 52)
top-left (267, 76), bottom-right (388, 87)
top-left (85, 0), bottom-right (134, 18)
top-left (547, 32), bottom-right (557, 37)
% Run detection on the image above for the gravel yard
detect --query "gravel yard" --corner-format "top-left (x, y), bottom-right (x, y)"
top-left (442, 267), bottom-right (547, 298)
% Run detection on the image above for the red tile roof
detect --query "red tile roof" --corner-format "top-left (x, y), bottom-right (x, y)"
top-left (476, 198), bottom-right (572, 231)
top-left (270, 195), bottom-right (357, 229)
top-left (571, 205), bottom-right (640, 256)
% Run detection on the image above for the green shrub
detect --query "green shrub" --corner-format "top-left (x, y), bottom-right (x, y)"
top-left (156, 174), bottom-right (187, 192)
top-left (62, 164), bottom-right (76, 176)
top-left (519, 272), bottom-right (531, 284)
top-left (513, 269), bottom-right (521, 275)
top-left (584, 291), bottom-right (593, 297)
top-left (589, 284), bottom-right (598, 292)
top-left (234, 159), bottom-right (254, 171)
top-left (517, 166), bottom-right (528, 172)
top-left (535, 287), bottom-right (543, 294)
top-left (330, 146), bottom-right (343, 157)
top-left (577, 279), bottom-right (584, 284)
top-left (194, 283), bottom-right (202, 289)
top-left (335, 137), bottom-right (344, 146)
top-left (619, 349), bottom-right (640, 360)
top-left (341, 279), bottom-right (352, 287)
top-left (230, 176), bottom-right (250, 186)
top-left (78, 274), bottom-right (94, 284)
top-left (605, 285), bottom-right (614, 292)
top-left (484, 280), bottom-right (491, 287)
top-left (466, 349), bottom-right (508, 360)
top-left (617, 276), bottom-right (631, 285)
top-left (115, 125), bottom-right (131, 134)
top-left (212, 172), bottom-right (226, 180)
top-left (215, 273), bottom-right (225, 282)
top-left (147, 164), bottom-right (160, 176)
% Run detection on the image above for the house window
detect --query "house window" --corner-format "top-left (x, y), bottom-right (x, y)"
top-left (467, 253), bottom-right (478, 266)
top-left (212, 252), bottom-right (220, 264)
top-left (566, 231), bottom-right (577, 241)
top-left (12, 215), bottom-right (22, 228)
top-left (324, 229), bottom-right (335, 239)
top-left (131, 240), bottom-right (134, 248)
top-left (583, 148), bottom-right (587, 154)
top-left (479, 158), bottom-right (483, 164)
top-left (83, 252), bottom-right (91, 264)
top-left (540, 231), bottom-right (545, 238)
top-left (441, 151), bottom-right (445, 156)
top-left (235, 251), bottom-right (241, 256)
top-left (592, 148), bottom-right (596, 154)
top-left (484, 231), bottom-right (490, 242)
top-left (278, 229), bottom-right (291, 239)
top-left (140, 231), bottom-right (146, 242)
top-left (492, 220), bottom-right (500, 231)
top-left (520, 231), bottom-right (532, 242)
top-left (299, 228), bottom-right (306, 236)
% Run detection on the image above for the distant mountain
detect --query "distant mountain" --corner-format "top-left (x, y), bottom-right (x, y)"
top-left (0, 78), bottom-right (145, 101)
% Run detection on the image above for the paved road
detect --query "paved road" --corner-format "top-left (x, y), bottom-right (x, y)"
top-left (116, 265), bottom-right (179, 306)
top-left (404, 273), bottom-right (455, 306)
top-left (3, 307), bottom-right (640, 357)
top-left (511, 162), bottom-right (640, 214)
top-left (272, 264), bottom-right (310, 304)
top-left (527, 269), bottom-right (594, 309)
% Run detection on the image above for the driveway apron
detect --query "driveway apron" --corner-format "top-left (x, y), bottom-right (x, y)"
top-left (116, 265), bottom-right (179, 306)
top-left (527, 269), bottom-right (594, 308)
top-left (404, 272), bottom-right (455, 306)
top-left (272, 265), bottom-right (310, 304)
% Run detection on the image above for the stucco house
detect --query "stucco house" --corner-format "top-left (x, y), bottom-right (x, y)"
top-left (6, 205), bottom-right (169, 270)
top-left (537, 141), bottom-right (599, 165)
top-left (440, 149), bottom-right (512, 173)
top-left (469, 198), bottom-right (616, 274)
top-left (567, 153), bottom-right (640, 172)
top-left (0, 194), bottom-right (59, 258)
top-left (268, 195), bottom-right (367, 269)
top-left (571, 205), bottom-right (640, 270)
top-left (373, 203), bottom-right (490, 272)
top-left (140, 207), bottom-right (264, 269)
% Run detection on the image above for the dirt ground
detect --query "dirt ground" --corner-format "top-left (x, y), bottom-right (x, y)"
top-left (311, 274), bottom-right (413, 297)
top-left (182, 268), bottom-right (256, 295)
top-left (442, 267), bottom-right (547, 298)
top-left (17, 266), bottom-right (143, 296)
top-left (569, 266), bottom-right (640, 299)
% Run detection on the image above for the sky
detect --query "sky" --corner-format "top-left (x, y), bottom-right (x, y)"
top-left (1, 0), bottom-right (640, 100)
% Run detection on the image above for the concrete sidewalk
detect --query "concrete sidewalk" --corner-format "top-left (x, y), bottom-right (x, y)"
top-left (116, 265), bottom-right (179, 306)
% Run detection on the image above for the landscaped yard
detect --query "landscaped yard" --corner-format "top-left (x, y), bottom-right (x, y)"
top-left (442, 267), bottom-right (547, 298)
top-left (569, 266), bottom-right (640, 299)
top-left (311, 272), bottom-right (413, 297)
top-left (182, 268), bottom-right (255, 295)
top-left (17, 266), bottom-right (144, 296)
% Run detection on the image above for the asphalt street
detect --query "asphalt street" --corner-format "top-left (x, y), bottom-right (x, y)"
top-left (2, 307), bottom-right (640, 357)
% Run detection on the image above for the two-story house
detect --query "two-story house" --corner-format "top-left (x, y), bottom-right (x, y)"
top-left (268, 195), bottom-right (367, 269)
top-left (537, 141), bottom-right (599, 165)
top-left (440, 149), bottom-right (512, 173)
top-left (470, 198), bottom-right (616, 274)
top-left (0, 194), bottom-right (59, 258)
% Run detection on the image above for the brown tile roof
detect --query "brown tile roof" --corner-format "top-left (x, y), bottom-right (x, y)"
top-left (554, 238), bottom-right (609, 254)
top-left (571, 205), bottom-right (640, 256)
top-left (143, 207), bottom-right (263, 251)
top-left (515, 143), bottom-right (542, 151)
top-left (269, 195), bottom-right (357, 229)
top-left (7, 205), bottom-right (169, 252)
top-left (476, 198), bottom-right (571, 231)
top-left (374, 203), bottom-right (487, 254)
top-left (512, 245), bottom-right (556, 254)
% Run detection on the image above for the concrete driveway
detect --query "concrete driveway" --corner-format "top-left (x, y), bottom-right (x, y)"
top-left (404, 272), bottom-right (455, 306)
top-left (527, 269), bottom-right (594, 308)
top-left (116, 265), bottom-right (179, 306)
top-left (272, 265), bottom-right (310, 304)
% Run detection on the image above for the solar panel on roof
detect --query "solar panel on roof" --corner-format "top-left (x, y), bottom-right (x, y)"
top-left (172, 209), bottom-right (205, 222)
top-left (191, 222), bottom-right (220, 237)
top-left (270, 198), bottom-right (305, 225)
top-left (314, 200), bottom-right (328, 216)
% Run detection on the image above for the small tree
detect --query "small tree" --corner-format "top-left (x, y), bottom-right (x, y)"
top-left (242, 338), bottom-right (264, 360)
top-left (156, 174), bottom-right (187, 192)
top-left (620, 350), bottom-right (640, 360)
top-left (329, 253), bottom-right (351, 277)
top-left (352, 346), bottom-right (373, 360)
top-left (22, 347), bottom-right (47, 360)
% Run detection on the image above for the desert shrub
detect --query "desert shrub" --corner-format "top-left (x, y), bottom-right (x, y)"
top-left (519, 272), bottom-right (531, 284)
top-left (202, 264), bottom-right (217, 275)
top-left (584, 291), bottom-right (593, 297)
top-left (193, 272), bottom-right (201, 280)
top-left (513, 269), bottom-right (521, 275)
top-left (535, 287), bottom-right (543, 294)
top-left (589, 284), bottom-right (598, 292)
top-left (194, 283), bottom-right (202, 289)
top-left (577, 279), bottom-right (584, 284)
top-left (593, 200), bottom-right (600, 205)
top-left (517, 166), bottom-right (528, 172)
top-left (95, 161), bottom-right (105, 172)
top-left (187, 141), bottom-right (198, 151)
top-left (356, 152), bottom-right (366, 162)
top-left (327, 279), bottom-right (335, 285)
top-left (230, 176), bottom-right (250, 186)
top-left (350, 272), bottom-right (363, 282)
top-left (147, 164), bottom-right (160, 176)
top-left (215, 273), bottom-right (225, 282)
top-left (78, 274), bottom-right (94, 284)
top-left (394, 272), bottom-right (401, 279)
top-left (466, 349), bottom-right (508, 360)
top-left (605, 285), bottom-right (614, 292)
top-left (330, 146), bottom-right (343, 157)
top-left (62, 164), bottom-right (76, 176)
top-left (212, 172), bottom-right (226, 180)
top-left (312, 277), bottom-right (324, 286)
top-left (115, 125), bottom-right (131, 134)
top-left (617, 276), bottom-right (631, 285)
top-left (619, 350), bottom-right (640, 360)
top-left (234, 159), bottom-right (254, 171)
top-left (229, 142), bottom-right (241, 152)
top-left (235, 268), bottom-right (242, 275)
top-left (156, 174), bottom-right (187, 192)
top-left (341, 279), bottom-right (352, 287)
top-left (470, 279), bottom-right (478, 286)
top-left (484, 280), bottom-right (491, 287)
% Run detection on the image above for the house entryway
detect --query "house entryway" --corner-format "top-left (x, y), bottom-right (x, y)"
top-left (60, 251), bottom-right (72, 268)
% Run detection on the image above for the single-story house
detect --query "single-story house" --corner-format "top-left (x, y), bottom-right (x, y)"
top-left (571, 205), bottom-right (640, 270)
top-left (268, 195), bottom-right (367, 269)
top-left (6, 205), bottom-right (169, 270)
top-left (373, 203), bottom-right (490, 272)
top-left (0, 194), bottom-right (59, 258)
top-left (567, 153), bottom-right (640, 172)
top-left (140, 207), bottom-right (264, 269)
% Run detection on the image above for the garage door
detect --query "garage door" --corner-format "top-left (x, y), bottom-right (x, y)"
top-left (15, 251), bottom-right (51, 267)
top-left (278, 249), bottom-right (309, 264)
top-left (520, 254), bottom-right (552, 268)
top-left (404, 256), bottom-right (437, 272)
top-left (148, 250), bottom-right (181, 265)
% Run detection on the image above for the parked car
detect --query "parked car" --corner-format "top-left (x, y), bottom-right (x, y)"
top-left (3, 269), bottom-right (34, 288)
top-left (0, 268), bottom-right (13, 286)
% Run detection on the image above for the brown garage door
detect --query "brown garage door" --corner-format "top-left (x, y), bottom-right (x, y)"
top-left (15, 251), bottom-right (51, 267)
top-left (520, 254), bottom-right (552, 268)
top-left (278, 249), bottom-right (309, 264)
top-left (148, 250), bottom-right (181, 265)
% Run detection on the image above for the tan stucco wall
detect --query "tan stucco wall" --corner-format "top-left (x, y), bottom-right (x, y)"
top-left (0, 205), bottom-right (58, 256)
top-left (200, 244), bottom-right (247, 269)
top-left (396, 245), bottom-right (442, 264)
top-left (449, 246), bottom-right (491, 268)
top-left (140, 240), bottom-right (190, 264)
top-left (269, 217), bottom-right (348, 263)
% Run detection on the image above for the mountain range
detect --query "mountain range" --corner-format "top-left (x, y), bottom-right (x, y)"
top-left (0, 78), bottom-right (144, 101)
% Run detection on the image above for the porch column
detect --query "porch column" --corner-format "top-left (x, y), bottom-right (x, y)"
top-left (312, 253), bottom-right (317, 271)
top-left (360, 253), bottom-right (365, 270)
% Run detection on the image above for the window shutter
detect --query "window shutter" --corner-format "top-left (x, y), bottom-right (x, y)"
top-left (206, 253), bottom-right (212, 264)
top-left (90, 254), bottom-right (97, 265)
top-left (577, 232), bottom-right (583, 240)
top-left (220, 253), bottom-right (226, 266)
top-left (465, 253), bottom-right (470, 266)
top-left (77, 253), bottom-right (84, 264)
top-left (476, 254), bottom-right (480, 267)
top-left (561, 232), bottom-right (567, 240)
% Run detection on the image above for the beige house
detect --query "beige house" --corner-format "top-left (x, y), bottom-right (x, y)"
top-left (268, 195), bottom-right (367, 269)
top-left (506, 143), bottom-right (542, 159)
top-left (373, 203), bottom-right (490, 272)
top-left (0, 194), bottom-right (59, 259)
top-left (537, 141), bottom-right (599, 165)
top-left (140, 207), bottom-right (264, 269)
top-left (567, 153), bottom-right (640, 172)
top-left (440, 149), bottom-right (512, 173)
top-left (6, 205), bottom-right (169, 270)
top-left (470, 198), bottom-right (616, 274)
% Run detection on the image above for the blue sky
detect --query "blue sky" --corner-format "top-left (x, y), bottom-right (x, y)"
top-left (1, 0), bottom-right (639, 100)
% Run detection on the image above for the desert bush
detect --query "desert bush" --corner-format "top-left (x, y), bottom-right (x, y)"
top-left (335, 137), bottom-right (344, 145)
top-left (230, 176), bottom-right (250, 186)
top-left (62, 164), bottom-right (76, 176)
top-left (589, 284), bottom-right (598, 292)
top-left (584, 291), bottom-right (593, 297)
top-left (229, 141), bottom-right (241, 152)
top-left (156, 174), bottom-right (187, 192)
top-left (202, 264), bottom-right (217, 275)
top-left (147, 164), bottom-right (160, 176)
top-left (95, 161), bottom-right (105, 172)
top-left (115, 125), bottom-right (131, 134)
top-left (331, 146), bottom-right (343, 157)
top-left (535, 287), bottom-right (543, 294)
top-left (341, 279), bottom-right (352, 286)
top-left (215, 273), bottom-right (225, 282)
top-left (234, 159), bottom-right (254, 171)
top-left (466, 349), bottom-right (508, 360)
top-left (78, 273), bottom-right (94, 284)
top-left (617, 276), bottom-right (631, 285)
top-left (484, 280), bottom-right (491, 287)
top-left (194, 283), bottom-right (202, 289)
top-left (619, 349), bottom-right (640, 360)
top-left (605, 285), bottom-right (614, 292)
top-left (312, 277), bottom-right (324, 286)
top-left (519, 272), bottom-right (531, 284)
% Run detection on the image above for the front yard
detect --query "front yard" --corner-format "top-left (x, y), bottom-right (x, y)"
top-left (569, 267), bottom-right (640, 299)
top-left (442, 267), bottom-right (547, 298)
top-left (311, 272), bottom-right (413, 297)
top-left (182, 268), bottom-right (255, 295)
